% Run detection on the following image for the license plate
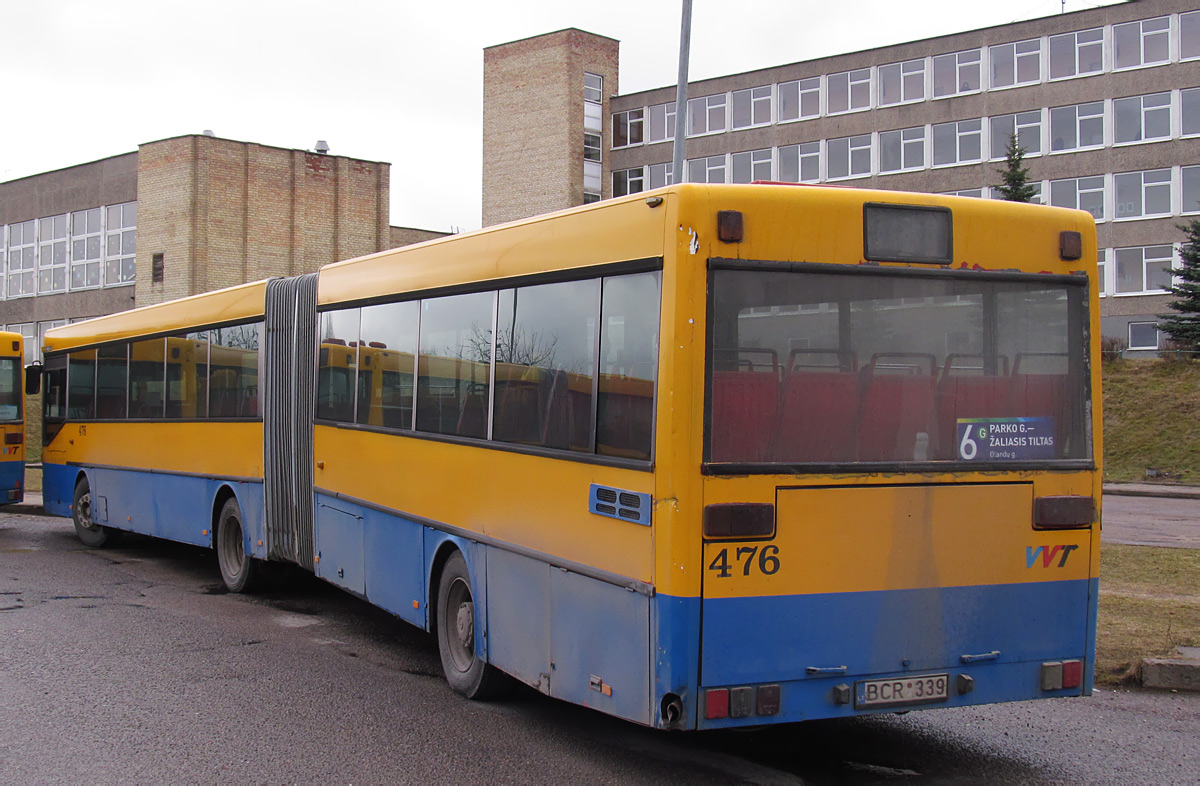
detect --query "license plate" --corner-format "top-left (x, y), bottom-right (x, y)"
top-left (855, 674), bottom-right (950, 709)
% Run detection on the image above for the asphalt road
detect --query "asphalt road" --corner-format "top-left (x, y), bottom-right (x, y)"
top-left (2, 509), bottom-right (1198, 784)
top-left (1102, 493), bottom-right (1200, 548)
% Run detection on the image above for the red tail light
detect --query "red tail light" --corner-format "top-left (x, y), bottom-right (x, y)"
top-left (1062, 659), bottom-right (1083, 689)
top-left (1033, 496), bottom-right (1094, 530)
top-left (704, 503), bottom-right (775, 538)
top-left (705, 688), bottom-right (730, 719)
top-left (4, 433), bottom-right (21, 445)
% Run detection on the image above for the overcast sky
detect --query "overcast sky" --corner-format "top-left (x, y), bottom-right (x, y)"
top-left (2, 0), bottom-right (1122, 233)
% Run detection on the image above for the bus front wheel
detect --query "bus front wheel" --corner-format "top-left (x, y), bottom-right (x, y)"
top-left (436, 551), bottom-right (503, 699)
top-left (72, 479), bottom-right (116, 548)
top-left (216, 497), bottom-right (259, 593)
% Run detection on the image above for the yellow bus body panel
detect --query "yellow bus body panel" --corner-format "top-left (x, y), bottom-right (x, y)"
top-left (43, 422), bottom-right (264, 480)
top-left (314, 426), bottom-right (653, 581)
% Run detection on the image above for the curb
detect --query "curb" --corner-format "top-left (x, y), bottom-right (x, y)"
top-left (1141, 648), bottom-right (1200, 691)
top-left (1102, 484), bottom-right (1200, 500)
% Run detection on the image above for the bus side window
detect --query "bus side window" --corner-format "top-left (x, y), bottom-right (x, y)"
top-left (596, 272), bottom-right (660, 461)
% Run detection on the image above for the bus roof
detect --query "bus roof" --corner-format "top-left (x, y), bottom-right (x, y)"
top-left (316, 183), bottom-right (1094, 306)
top-left (43, 279), bottom-right (269, 352)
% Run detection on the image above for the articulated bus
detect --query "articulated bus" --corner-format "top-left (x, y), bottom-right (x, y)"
top-left (37, 184), bottom-right (1101, 729)
top-left (0, 331), bottom-right (25, 504)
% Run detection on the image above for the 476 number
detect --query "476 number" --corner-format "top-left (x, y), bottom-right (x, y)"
top-left (708, 545), bottom-right (781, 578)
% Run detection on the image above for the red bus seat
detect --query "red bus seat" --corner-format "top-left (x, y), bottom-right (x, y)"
top-left (936, 355), bottom-right (1010, 461)
top-left (856, 354), bottom-right (937, 462)
top-left (710, 371), bottom-right (780, 462)
top-left (774, 370), bottom-right (859, 462)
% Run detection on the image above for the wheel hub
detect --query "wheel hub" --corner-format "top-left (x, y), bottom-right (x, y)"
top-left (455, 601), bottom-right (474, 649)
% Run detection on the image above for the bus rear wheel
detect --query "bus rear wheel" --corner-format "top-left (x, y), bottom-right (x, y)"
top-left (72, 479), bottom-right (116, 548)
top-left (436, 551), bottom-right (503, 699)
top-left (216, 497), bottom-right (259, 593)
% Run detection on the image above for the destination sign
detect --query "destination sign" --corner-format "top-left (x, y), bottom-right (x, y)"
top-left (957, 417), bottom-right (1055, 461)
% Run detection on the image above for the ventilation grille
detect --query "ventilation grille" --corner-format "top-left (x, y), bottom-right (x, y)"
top-left (589, 484), bottom-right (651, 526)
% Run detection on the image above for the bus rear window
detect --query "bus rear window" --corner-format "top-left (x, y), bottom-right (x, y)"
top-left (708, 265), bottom-right (1090, 467)
top-left (0, 358), bottom-right (19, 422)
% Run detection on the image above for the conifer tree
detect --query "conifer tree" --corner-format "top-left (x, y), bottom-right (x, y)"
top-left (994, 132), bottom-right (1038, 203)
top-left (1158, 219), bottom-right (1200, 353)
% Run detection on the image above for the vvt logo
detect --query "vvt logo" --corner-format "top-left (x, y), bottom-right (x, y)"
top-left (1026, 545), bottom-right (1079, 568)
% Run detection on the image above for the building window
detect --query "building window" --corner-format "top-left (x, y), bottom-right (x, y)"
top-left (1182, 88), bottom-right (1200, 137)
top-left (687, 155), bottom-right (727, 184)
top-left (1113, 92), bottom-right (1171, 145)
top-left (1049, 175), bottom-right (1105, 220)
top-left (583, 161), bottom-right (601, 197)
top-left (1049, 102), bottom-right (1104, 152)
top-left (1114, 169), bottom-right (1172, 220)
top-left (731, 86), bottom-right (772, 129)
top-left (827, 69), bottom-right (870, 114)
top-left (778, 142), bottom-right (819, 183)
top-left (778, 78), bottom-right (819, 122)
top-left (1182, 165), bottom-right (1200, 215)
top-left (731, 149), bottom-right (772, 183)
top-left (990, 39), bottom-right (1040, 88)
top-left (4, 323), bottom-right (35, 363)
top-left (1098, 249), bottom-right (1108, 297)
top-left (1116, 244), bottom-right (1174, 294)
top-left (945, 188), bottom-right (984, 199)
top-left (647, 162), bottom-right (673, 189)
top-left (1128, 321), bottom-right (1161, 351)
top-left (6, 220), bottom-right (35, 298)
top-left (584, 132), bottom-right (602, 162)
top-left (37, 214), bottom-right (68, 295)
top-left (0, 226), bottom-right (5, 299)
top-left (70, 208), bottom-right (102, 290)
top-left (105, 202), bottom-right (137, 286)
top-left (932, 49), bottom-right (980, 97)
top-left (1049, 28), bottom-right (1103, 79)
top-left (879, 126), bottom-right (925, 172)
top-left (647, 102), bottom-right (676, 143)
top-left (687, 94), bottom-right (727, 136)
top-left (932, 119), bottom-right (982, 166)
top-left (878, 59), bottom-right (925, 106)
top-left (583, 191), bottom-right (601, 204)
top-left (584, 73), bottom-right (603, 104)
top-left (152, 252), bottom-right (165, 282)
top-left (826, 135), bottom-right (871, 179)
top-left (1112, 17), bottom-right (1170, 70)
top-left (1183, 10), bottom-right (1200, 61)
top-left (613, 167), bottom-right (645, 197)
top-left (989, 111), bottom-right (1042, 159)
top-left (612, 109), bottom-right (644, 148)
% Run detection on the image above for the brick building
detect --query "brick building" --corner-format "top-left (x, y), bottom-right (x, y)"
top-left (483, 0), bottom-right (1200, 354)
top-left (483, 29), bottom-right (619, 226)
top-left (1, 133), bottom-right (445, 362)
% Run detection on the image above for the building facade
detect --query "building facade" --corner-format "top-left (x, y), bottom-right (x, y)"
top-left (485, 0), bottom-right (1200, 353)
top-left (1, 134), bottom-right (445, 362)
top-left (483, 29), bottom-right (619, 226)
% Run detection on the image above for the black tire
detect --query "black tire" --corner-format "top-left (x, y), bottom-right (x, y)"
top-left (72, 478), bottom-right (116, 548)
top-left (216, 497), bottom-right (259, 593)
top-left (436, 551), bottom-right (503, 699)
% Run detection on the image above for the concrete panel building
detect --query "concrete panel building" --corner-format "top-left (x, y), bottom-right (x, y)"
top-left (483, 0), bottom-right (1200, 354)
top-left (1, 134), bottom-right (446, 362)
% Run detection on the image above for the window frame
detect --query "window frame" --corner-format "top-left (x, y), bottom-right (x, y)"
top-left (1049, 101), bottom-right (1105, 153)
top-left (932, 49), bottom-right (981, 98)
top-left (687, 94), bottom-right (728, 137)
top-left (731, 86), bottom-right (772, 129)
top-left (990, 38), bottom-right (1041, 89)
top-left (1113, 169), bottom-right (1172, 221)
top-left (1112, 16), bottom-right (1170, 71)
top-left (826, 135), bottom-right (872, 180)
top-left (932, 119), bottom-right (983, 167)
top-left (1048, 27), bottom-right (1105, 80)
top-left (1113, 92), bottom-right (1172, 146)
top-left (777, 77), bottom-right (820, 123)
top-left (611, 109), bottom-right (644, 149)
top-left (877, 59), bottom-right (926, 107)
top-left (878, 126), bottom-right (926, 173)
top-left (827, 68), bottom-right (871, 115)
top-left (1127, 321), bottom-right (1161, 351)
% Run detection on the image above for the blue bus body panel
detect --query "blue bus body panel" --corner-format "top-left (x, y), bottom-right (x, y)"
top-left (41, 462), bottom-right (264, 553)
top-left (0, 459), bottom-right (22, 504)
top-left (685, 577), bottom-right (1096, 728)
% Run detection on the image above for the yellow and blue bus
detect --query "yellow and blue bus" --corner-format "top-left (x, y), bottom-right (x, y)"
top-left (38, 183), bottom-right (1101, 729)
top-left (0, 331), bottom-right (25, 504)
